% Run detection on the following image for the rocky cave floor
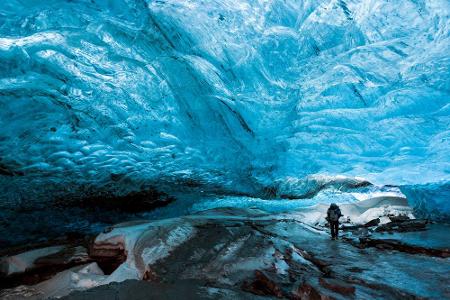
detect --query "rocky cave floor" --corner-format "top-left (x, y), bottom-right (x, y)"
top-left (0, 197), bottom-right (449, 300)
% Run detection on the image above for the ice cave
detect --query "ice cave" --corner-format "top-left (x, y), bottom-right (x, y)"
top-left (0, 0), bottom-right (449, 299)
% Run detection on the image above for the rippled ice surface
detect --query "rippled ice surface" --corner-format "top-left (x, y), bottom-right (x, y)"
top-left (0, 0), bottom-right (449, 244)
top-left (1, 0), bottom-right (449, 204)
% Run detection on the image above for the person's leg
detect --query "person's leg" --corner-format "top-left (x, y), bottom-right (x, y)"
top-left (334, 222), bottom-right (339, 239)
top-left (329, 222), bottom-right (335, 238)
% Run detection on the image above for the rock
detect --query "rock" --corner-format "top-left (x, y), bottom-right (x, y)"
top-left (241, 270), bottom-right (284, 298)
top-left (388, 215), bottom-right (410, 222)
top-left (1, 245), bottom-right (66, 277)
top-left (342, 218), bottom-right (381, 232)
top-left (34, 246), bottom-right (90, 267)
top-left (319, 277), bottom-right (355, 295)
top-left (375, 219), bottom-right (427, 233)
top-left (143, 267), bottom-right (160, 282)
top-left (359, 237), bottom-right (450, 258)
top-left (293, 281), bottom-right (324, 300)
top-left (0, 263), bottom-right (106, 300)
top-left (0, 245), bottom-right (92, 290)
top-left (363, 218), bottom-right (380, 227)
top-left (89, 236), bottom-right (127, 275)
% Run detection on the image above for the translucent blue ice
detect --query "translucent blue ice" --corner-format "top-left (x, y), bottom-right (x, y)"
top-left (0, 1), bottom-right (449, 213)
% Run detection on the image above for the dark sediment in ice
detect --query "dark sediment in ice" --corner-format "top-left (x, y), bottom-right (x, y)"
top-left (0, 188), bottom-right (174, 251)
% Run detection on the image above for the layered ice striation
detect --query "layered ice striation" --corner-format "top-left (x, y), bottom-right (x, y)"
top-left (0, 0), bottom-right (449, 212)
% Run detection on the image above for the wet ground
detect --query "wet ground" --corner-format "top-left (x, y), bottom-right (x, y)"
top-left (1, 197), bottom-right (448, 300)
top-left (371, 223), bottom-right (450, 250)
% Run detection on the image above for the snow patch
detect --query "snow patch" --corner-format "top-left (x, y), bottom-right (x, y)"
top-left (1, 246), bottom-right (65, 276)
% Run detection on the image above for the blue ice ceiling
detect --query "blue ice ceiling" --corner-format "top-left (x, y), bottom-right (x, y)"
top-left (0, 0), bottom-right (449, 201)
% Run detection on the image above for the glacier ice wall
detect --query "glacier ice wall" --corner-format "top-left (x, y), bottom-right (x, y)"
top-left (0, 0), bottom-right (449, 206)
top-left (401, 182), bottom-right (450, 221)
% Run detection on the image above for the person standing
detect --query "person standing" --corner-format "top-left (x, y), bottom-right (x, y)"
top-left (326, 203), bottom-right (342, 240)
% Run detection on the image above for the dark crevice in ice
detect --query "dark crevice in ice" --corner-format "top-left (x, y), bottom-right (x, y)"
top-left (0, 187), bottom-right (174, 251)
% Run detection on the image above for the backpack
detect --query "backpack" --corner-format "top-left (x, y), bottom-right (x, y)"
top-left (328, 208), bottom-right (340, 222)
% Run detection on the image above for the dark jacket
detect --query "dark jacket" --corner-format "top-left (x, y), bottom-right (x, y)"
top-left (327, 204), bottom-right (342, 222)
